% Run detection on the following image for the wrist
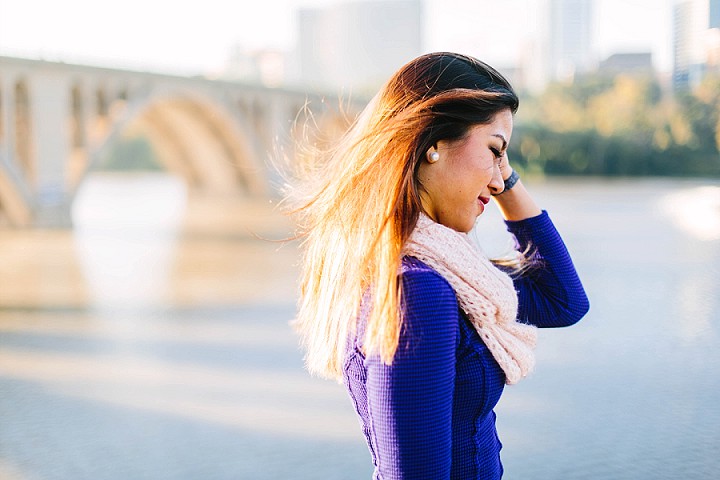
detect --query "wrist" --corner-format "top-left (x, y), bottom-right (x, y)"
top-left (493, 169), bottom-right (520, 196)
top-left (499, 164), bottom-right (513, 180)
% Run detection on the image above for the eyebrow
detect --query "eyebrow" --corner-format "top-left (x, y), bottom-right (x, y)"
top-left (492, 134), bottom-right (507, 150)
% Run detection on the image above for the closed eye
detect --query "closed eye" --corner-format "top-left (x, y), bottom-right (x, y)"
top-left (490, 147), bottom-right (504, 160)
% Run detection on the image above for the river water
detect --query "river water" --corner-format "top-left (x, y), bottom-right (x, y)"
top-left (1, 173), bottom-right (719, 479)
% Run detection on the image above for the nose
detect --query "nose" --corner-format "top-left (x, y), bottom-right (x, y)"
top-left (488, 163), bottom-right (504, 195)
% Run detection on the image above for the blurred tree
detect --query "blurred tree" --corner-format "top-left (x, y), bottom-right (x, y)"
top-left (511, 72), bottom-right (720, 177)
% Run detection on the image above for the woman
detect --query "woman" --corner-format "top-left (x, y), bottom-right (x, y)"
top-left (286, 52), bottom-right (589, 479)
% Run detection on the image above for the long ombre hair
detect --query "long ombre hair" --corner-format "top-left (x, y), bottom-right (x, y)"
top-left (285, 52), bottom-right (520, 380)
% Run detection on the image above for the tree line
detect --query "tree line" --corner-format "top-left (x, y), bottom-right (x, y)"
top-left (509, 73), bottom-right (720, 177)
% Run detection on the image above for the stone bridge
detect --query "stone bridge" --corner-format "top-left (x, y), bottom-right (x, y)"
top-left (0, 56), bottom-right (361, 227)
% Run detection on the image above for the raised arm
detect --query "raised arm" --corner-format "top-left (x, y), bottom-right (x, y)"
top-left (364, 267), bottom-right (458, 479)
top-left (505, 210), bottom-right (590, 327)
top-left (492, 164), bottom-right (589, 328)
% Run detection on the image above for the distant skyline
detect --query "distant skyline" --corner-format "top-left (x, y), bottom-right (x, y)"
top-left (0, 0), bottom-right (673, 75)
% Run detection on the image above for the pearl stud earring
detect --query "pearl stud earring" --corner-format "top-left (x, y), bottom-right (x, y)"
top-left (429, 151), bottom-right (440, 163)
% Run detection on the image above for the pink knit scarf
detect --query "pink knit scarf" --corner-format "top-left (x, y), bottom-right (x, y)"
top-left (403, 214), bottom-right (537, 385)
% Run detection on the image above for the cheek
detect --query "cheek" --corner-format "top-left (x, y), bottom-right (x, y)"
top-left (474, 159), bottom-right (496, 184)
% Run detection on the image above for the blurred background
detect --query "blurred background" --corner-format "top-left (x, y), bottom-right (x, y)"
top-left (0, 0), bottom-right (719, 479)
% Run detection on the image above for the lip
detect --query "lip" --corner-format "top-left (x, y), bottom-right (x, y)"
top-left (478, 196), bottom-right (490, 205)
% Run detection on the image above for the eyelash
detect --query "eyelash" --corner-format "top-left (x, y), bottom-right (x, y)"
top-left (490, 147), bottom-right (504, 161)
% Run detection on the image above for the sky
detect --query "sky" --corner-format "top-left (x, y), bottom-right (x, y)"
top-left (0, 0), bottom-right (674, 76)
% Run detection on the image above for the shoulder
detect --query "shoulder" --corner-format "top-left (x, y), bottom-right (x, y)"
top-left (401, 256), bottom-right (452, 287)
top-left (401, 256), bottom-right (455, 296)
top-left (396, 256), bottom-right (460, 352)
top-left (400, 256), bottom-right (459, 326)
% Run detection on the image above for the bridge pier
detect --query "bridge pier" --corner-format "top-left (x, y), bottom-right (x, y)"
top-left (30, 75), bottom-right (75, 228)
top-left (33, 201), bottom-right (73, 228)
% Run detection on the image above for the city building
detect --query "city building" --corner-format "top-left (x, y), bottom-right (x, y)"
top-left (221, 46), bottom-right (287, 87)
top-left (711, 0), bottom-right (720, 27)
top-left (547, 0), bottom-right (595, 80)
top-left (673, 0), bottom-right (720, 89)
top-left (597, 52), bottom-right (654, 77)
top-left (294, 0), bottom-right (423, 94)
top-left (519, 0), bottom-right (595, 92)
top-left (709, 0), bottom-right (720, 72)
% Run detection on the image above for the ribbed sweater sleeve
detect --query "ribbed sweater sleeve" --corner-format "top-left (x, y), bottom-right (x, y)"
top-left (364, 267), bottom-right (459, 479)
top-left (505, 210), bottom-right (590, 328)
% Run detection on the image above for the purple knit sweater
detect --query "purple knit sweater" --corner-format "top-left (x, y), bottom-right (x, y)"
top-left (342, 211), bottom-right (589, 479)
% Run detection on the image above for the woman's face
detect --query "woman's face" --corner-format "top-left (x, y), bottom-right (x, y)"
top-left (417, 109), bottom-right (512, 233)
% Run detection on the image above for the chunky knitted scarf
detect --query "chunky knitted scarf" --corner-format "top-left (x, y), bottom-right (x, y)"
top-left (403, 214), bottom-right (537, 385)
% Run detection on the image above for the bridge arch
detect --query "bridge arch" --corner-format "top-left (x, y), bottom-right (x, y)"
top-left (79, 89), bottom-right (268, 200)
